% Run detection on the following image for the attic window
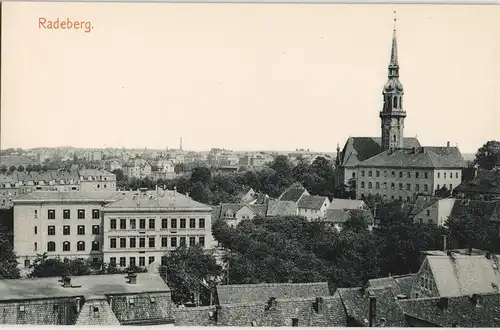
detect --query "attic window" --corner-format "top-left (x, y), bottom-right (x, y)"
top-left (93, 306), bottom-right (99, 313)
top-left (129, 298), bottom-right (135, 305)
top-left (19, 305), bottom-right (25, 312)
top-left (150, 297), bottom-right (156, 304)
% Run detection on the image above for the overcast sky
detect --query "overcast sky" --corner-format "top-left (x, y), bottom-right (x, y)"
top-left (2, 3), bottom-right (499, 153)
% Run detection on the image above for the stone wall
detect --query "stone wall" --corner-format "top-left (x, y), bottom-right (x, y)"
top-left (173, 305), bottom-right (216, 326)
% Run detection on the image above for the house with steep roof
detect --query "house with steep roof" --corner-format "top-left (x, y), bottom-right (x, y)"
top-left (334, 18), bottom-right (467, 203)
top-left (409, 252), bottom-right (500, 299)
top-left (278, 182), bottom-right (309, 203)
top-left (297, 195), bottom-right (330, 221)
top-left (409, 196), bottom-right (455, 226)
top-left (212, 203), bottom-right (268, 227)
top-left (0, 273), bottom-right (174, 325)
top-left (326, 199), bottom-right (374, 231)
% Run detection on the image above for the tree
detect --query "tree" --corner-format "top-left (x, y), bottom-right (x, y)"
top-left (174, 163), bottom-right (185, 174)
top-left (0, 230), bottom-right (20, 279)
top-left (435, 185), bottom-right (451, 197)
top-left (0, 165), bottom-right (7, 173)
top-left (17, 165), bottom-right (25, 172)
top-left (161, 245), bottom-right (222, 305)
top-left (112, 169), bottom-right (125, 182)
top-left (28, 254), bottom-right (93, 278)
top-left (343, 210), bottom-right (370, 233)
top-left (190, 167), bottom-right (212, 185)
top-left (474, 140), bottom-right (500, 170)
top-left (8, 166), bottom-right (16, 173)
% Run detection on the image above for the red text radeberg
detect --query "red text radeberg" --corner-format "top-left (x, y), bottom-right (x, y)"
top-left (39, 17), bottom-right (94, 33)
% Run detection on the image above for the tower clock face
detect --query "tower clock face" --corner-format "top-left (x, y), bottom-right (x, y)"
top-left (392, 118), bottom-right (398, 125)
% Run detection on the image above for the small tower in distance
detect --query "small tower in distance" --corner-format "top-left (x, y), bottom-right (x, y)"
top-left (180, 137), bottom-right (183, 151)
top-left (380, 11), bottom-right (407, 152)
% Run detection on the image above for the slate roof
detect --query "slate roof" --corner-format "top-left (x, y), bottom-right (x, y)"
top-left (337, 286), bottom-right (407, 327)
top-left (455, 169), bottom-right (500, 195)
top-left (12, 191), bottom-right (123, 203)
top-left (326, 208), bottom-right (375, 225)
top-left (328, 198), bottom-right (366, 210)
top-left (217, 282), bottom-right (330, 305)
top-left (358, 147), bottom-right (467, 169)
top-left (0, 273), bottom-right (171, 301)
top-left (400, 293), bottom-right (500, 327)
top-left (393, 274), bottom-right (417, 297)
top-left (340, 137), bottom-right (421, 168)
top-left (104, 191), bottom-right (212, 211)
top-left (409, 196), bottom-right (442, 217)
top-left (424, 254), bottom-right (500, 297)
top-left (266, 200), bottom-right (298, 217)
top-left (278, 183), bottom-right (308, 203)
top-left (297, 195), bottom-right (328, 210)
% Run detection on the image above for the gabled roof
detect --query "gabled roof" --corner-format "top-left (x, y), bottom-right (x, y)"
top-left (328, 198), bottom-right (366, 210)
top-left (399, 293), bottom-right (500, 327)
top-left (104, 191), bottom-right (211, 211)
top-left (217, 282), bottom-right (330, 305)
top-left (297, 195), bottom-right (328, 210)
top-left (13, 191), bottom-right (123, 203)
top-left (358, 147), bottom-right (467, 169)
top-left (425, 254), bottom-right (500, 297)
top-left (266, 200), bottom-right (298, 217)
top-left (340, 137), bottom-right (421, 168)
top-left (409, 196), bottom-right (443, 216)
top-left (278, 183), bottom-right (308, 203)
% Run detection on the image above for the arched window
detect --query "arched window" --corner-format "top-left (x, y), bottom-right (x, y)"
top-left (393, 135), bottom-right (396, 142)
top-left (63, 241), bottom-right (70, 251)
top-left (91, 241), bottom-right (100, 251)
top-left (393, 96), bottom-right (398, 108)
top-left (47, 241), bottom-right (56, 252)
top-left (77, 241), bottom-right (85, 251)
top-left (399, 97), bottom-right (403, 108)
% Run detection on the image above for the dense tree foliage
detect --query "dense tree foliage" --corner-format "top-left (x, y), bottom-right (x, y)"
top-left (0, 229), bottom-right (20, 279)
top-left (161, 245), bottom-right (222, 305)
top-left (474, 140), bottom-right (500, 170)
top-left (28, 254), bottom-right (93, 278)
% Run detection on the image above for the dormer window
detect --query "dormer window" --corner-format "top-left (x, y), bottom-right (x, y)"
top-left (19, 305), bottom-right (25, 312)
top-left (128, 298), bottom-right (135, 305)
top-left (150, 297), bottom-right (156, 303)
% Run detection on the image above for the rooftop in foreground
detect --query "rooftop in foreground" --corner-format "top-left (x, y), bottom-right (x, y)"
top-left (0, 273), bottom-right (170, 301)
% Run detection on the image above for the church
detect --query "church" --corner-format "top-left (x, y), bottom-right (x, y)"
top-left (335, 17), bottom-right (467, 203)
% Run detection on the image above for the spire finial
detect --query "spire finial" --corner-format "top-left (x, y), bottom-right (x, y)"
top-left (393, 10), bottom-right (397, 31)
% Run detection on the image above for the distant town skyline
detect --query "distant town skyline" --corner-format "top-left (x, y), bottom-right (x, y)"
top-left (2, 3), bottom-right (499, 154)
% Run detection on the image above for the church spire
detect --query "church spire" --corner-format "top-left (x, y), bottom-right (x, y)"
top-left (388, 11), bottom-right (399, 78)
top-left (380, 11), bottom-right (406, 152)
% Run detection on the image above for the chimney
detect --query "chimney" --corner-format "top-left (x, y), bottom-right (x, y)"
top-left (439, 297), bottom-right (448, 310)
top-left (447, 141), bottom-right (450, 147)
top-left (368, 295), bottom-right (377, 327)
top-left (412, 147), bottom-right (416, 154)
top-left (443, 235), bottom-right (447, 252)
top-left (128, 272), bottom-right (137, 284)
top-left (62, 275), bottom-right (72, 288)
top-left (75, 297), bottom-right (81, 312)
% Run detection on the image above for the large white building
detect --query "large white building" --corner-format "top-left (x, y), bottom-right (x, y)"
top-left (12, 189), bottom-right (214, 270)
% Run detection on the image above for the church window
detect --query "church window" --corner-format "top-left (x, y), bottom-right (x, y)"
top-left (393, 96), bottom-right (398, 108)
top-left (399, 97), bottom-right (403, 108)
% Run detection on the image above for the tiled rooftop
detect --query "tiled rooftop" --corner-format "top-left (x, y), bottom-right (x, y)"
top-left (297, 195), bottom-right (328, 210)
top-left (12, 191), bottom-right (123, 203)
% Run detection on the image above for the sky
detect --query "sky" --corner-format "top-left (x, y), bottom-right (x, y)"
top-left (1, 2), bottom-right (499, 153)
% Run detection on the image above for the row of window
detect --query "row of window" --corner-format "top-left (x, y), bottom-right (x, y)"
top-left (360, 194), bottom-right (411, 202)
top-left (44, 225), bottom-right (100, 236)
top-left (360, 170), bottom-right (460, 180)
top-left (360, 182), bottom-right (454, 192)
top-left (45, 240), bottom-right (100, 252)
top-left (111, 256), bottom-right (157, 268)
top-left (44, 209), bottom-right (100, 220)
top-left (109, 218), bottom-right (205, 230)
top-left (109, 236), bottom-right (205, 249)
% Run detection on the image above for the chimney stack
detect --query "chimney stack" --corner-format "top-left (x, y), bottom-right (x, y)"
top-left (447, 141), bottom-right (450, 147)
top-left (62, 275), bottom-right (72, 288)
top-left (128, 272), bottom-right (137, 284)
top-left (439, 297), bottom-right (448, 310)
top-left (368, 295), bottom-right (377, 327)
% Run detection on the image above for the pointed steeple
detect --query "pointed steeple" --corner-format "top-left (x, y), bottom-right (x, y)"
top-left (388, 11), bottom-right (399, 78)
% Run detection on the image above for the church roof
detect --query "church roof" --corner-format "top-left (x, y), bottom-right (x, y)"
top-left (357, 146), bottom-right (467, 169)
top-left (340, 137), bottom-right (421, 168)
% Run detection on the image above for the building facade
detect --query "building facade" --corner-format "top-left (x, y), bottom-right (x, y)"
top-left (12, 189), bottom-right (215, 271)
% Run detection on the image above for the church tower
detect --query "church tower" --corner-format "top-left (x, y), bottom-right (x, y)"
top-left (380, 12), bottom-right (406, 151)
